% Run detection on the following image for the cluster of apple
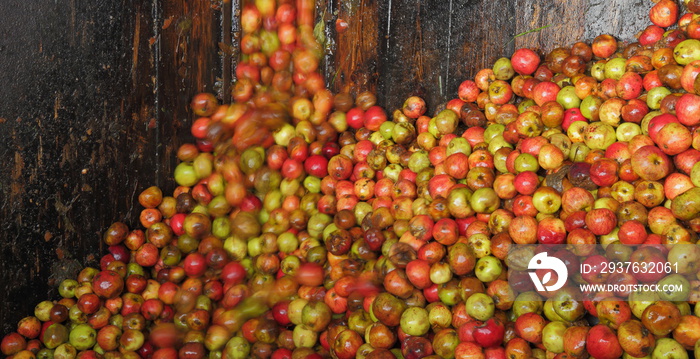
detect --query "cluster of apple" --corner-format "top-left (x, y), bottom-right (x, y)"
top-left (5, 0), bottom-right (700, 358)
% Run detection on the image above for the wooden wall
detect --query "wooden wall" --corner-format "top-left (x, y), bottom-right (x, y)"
top-left (0, 0), bottom-right (650, 332)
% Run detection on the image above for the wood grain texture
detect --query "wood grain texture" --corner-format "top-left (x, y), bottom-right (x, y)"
top-left (0, 0), bottom-right (225, 332)
top-left (333, 0), bottom-right (652, 110)
top-left (158, 0), bottom-right (224, 191)
top-left (0, 0), bottom-right (160, 332)
top-left (514, 0), bottom-right (650, 53)
top-left (331, 0), bottom-right (381, 95)
top-left (331, 0), bottom-right (522, 111)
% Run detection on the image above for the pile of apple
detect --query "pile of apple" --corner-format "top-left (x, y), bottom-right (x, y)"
top-left (5, 0), bottom-right (700, 358)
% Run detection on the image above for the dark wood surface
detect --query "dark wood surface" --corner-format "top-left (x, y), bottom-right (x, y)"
top-left (331, 0), bottom-right (652, 111)
top-left (0, 0), bottom-right (650, 333)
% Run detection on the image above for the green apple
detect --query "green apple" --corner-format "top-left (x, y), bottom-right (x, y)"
top-left (466, 293), bottom-right (495, 321)
top-left (674, 39), bottom-right (700, 65)
top-left (657, 274), bottom-right (690, 302)
top-left (475, 256), bottom-right (502, 283)
top-left (542, 321), bottom-right (568, 353)
top-left (651, 338), bottom-right (688, 359)
top-left (514, 153), bottom-right (540, 173)
top-left (469, 188), bottom-right (500, 214)
top-left (400, 307), bottom-right (430, 336)
top-left (584, 122), bottom-right (617, 150)
top-left (616, 122), bottom-right (642, 141)
top-left (512, 291), bottom-right (544, 318)
top-left (691, 162), bottom-right (700, 187)
top-left (532, 186), bottom-right (562, 214)
top-left (551, 287), bottom-right (585, 322)
top-left (68, 324), bottom-right (96, 351)
top-left (544, 298), bottom-right (566, 322)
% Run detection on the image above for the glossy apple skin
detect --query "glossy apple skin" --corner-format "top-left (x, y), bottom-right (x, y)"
top-left (647, 114), bottom-right (679, 142)
top-left (536, 217), bottom-right (566, 245)
top-left (511, 48), bottom-right (541, 75)
top-left (585, 324), bottom-right (623, 359)
top-left (617, 319), bottom-right (655, 358)
top-left (654, 122), bottom-right (692, 156)
top-left (675, 150), bottom-right (700, 176)
top-left (618, 219), bottom-right (647, 245)
top-left (589, 158), bottom-right (619, 187)
top-left (514, 312), bottom-right (546, 344)
top-left (473, 318), bottom-right (506, 348)
top-left (676, 93), bottom-right (700, 126)
top-left (641, 300), bottom-right (681, 337)
top-left (664, 173), bottom-right (694, 199)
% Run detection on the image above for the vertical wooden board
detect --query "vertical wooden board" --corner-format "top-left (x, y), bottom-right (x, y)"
top-left (514, 0), bottom-right (652, 55)
top-left (513, 0), bottom-right (587, 53)
top-left (396, 0), bottom-right (456, 110)
top-left (343, 0), bottom-right (522, 112)
top-left (440, 0), bottom-right (517, 109)
top-left (377, 0), bottom-right (428, 110)
top-left (222, 0), bottom-right (238, 96)
top-left (374, 0), bottom-right (521, 111)
top-left (158, 0), bottom-right (224, 193)
top-left (584, 0), bottom-right (651, 44)
top-left (0, 0), bottom-right (158, 332)
top-left (331, 0), bottom-right (381, 96)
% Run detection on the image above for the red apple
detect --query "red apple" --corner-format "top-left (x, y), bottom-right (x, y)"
top-left (585, 208), bottom-right (616, 236)
top-left (536, 217), bottom-right (566, 245)
top-left (514, 171), bottom-right (539, 195)
top-left (674, 149), bottom-right (700, 174)
top-left (511, 48), bottom-right (541, 75)
top-left (473, 318), bottom-right (506, 348)
top-left (647, 114), bottom-right (679, 142)
top-left (630, 145), bottom-right (673, 181)
top-left (561, 187), bottom-right (595, 213)
top-left (664, 173), bottom-right (694, 199)
top-left (514, 312), bottom-right (546, 344)
top-left (675, 93), bottom-right (700, 126)
top-left (654, 122), bottom-right (692, 156)
top-left (618, 219), bottom-right (647, 245)
top-left (629, 246), bottom-right (668, 283)
top-left (586, 324), bottom-right (623, 359)
top-left (454, 342), bottom-right (485, 359)
top-left (672, 314), bottom-right (700, 350)
top-left (590, 158), bottom-right (619, 187)
top-left (649, 0), bottom-right (679, 28)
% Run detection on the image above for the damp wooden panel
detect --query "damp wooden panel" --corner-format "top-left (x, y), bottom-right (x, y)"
top-left (0, 0), bottom-right (231, 332)
top-left (333, 0), bottom-right (652, 111)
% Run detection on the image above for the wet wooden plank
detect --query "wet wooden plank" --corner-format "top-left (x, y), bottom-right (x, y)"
top-left (380, 0), bottom-right (518, 111)
top-left (0, 0), bottom-right (160, 332)
top-left (158, 0), bottom-right (224, 192)
top-left (335, 0), bottom-right (652, 111)
top-left (331, 0), bottom-right (382, 95)
top-left (513, 0), bottom-right (649, 53)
